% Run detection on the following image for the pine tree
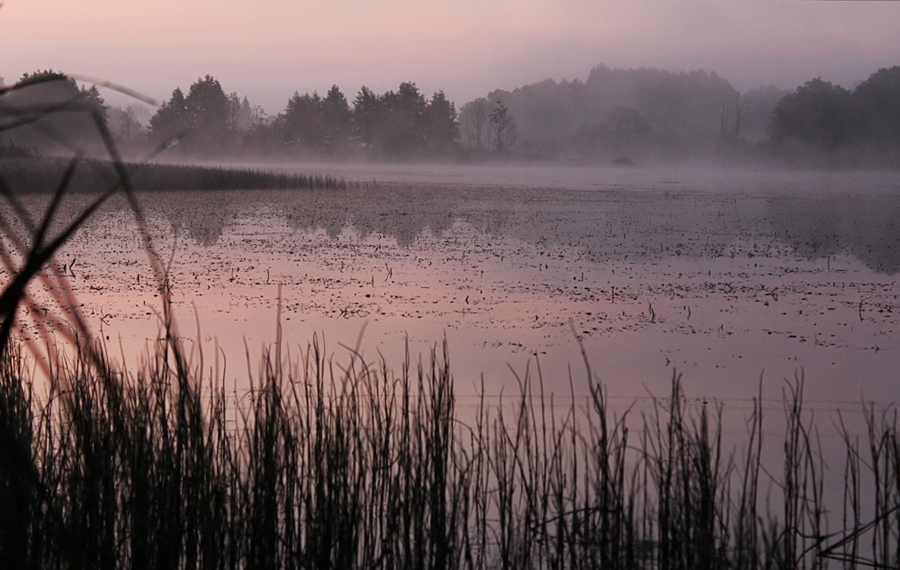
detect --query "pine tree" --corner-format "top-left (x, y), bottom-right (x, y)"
top-left (425, 91), bottom-right (459, 152)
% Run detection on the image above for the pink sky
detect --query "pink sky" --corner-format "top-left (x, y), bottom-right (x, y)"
top-left (2, 0), bottom-right (898, 114)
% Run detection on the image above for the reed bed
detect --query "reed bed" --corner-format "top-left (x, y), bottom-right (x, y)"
top-left (0, 329), bottom-right (897, 570)
top-left (0, 156), bottom-right (349, 193)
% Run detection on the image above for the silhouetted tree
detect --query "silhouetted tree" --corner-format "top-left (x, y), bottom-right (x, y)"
top-left (767, 78), bottom-right (851, 155)
top-left (489, 100), bottom-right (516, 150)
top-left (381, 82), bottom-right (428, 156)
top-left (459, 97), bottom-right (491, 149)
top-left (1, 70), bottom-right (108, 151)
top-left (282, 91), bottom-right (324, 152)
top-left (142, 76), bottom-right (461, 159)
top-left (148, 75), bottom-right (234, 155)
top-left (321, 85), bottom-right (352, 153)
top-left (280, 86), bottom-right (354, 155)
top-left (183, 75), bottom-right (232, 153)
top-left (80, 84), bottom-right (109, 126)
top-left (851, 66), bottom-right (900, 155)
top-left (352, 86), bottom-right (383, 150)
top-left (424, 91), bottom-right (459, 152)
top-left (149, 87), bottom-right (188, 145)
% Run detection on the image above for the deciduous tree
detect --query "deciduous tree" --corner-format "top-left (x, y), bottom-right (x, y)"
top-left (459, 97), bottom-right (491, 149)
top-left (767, 78), bottom-right (851, 154)
top-left (424, 91), bottom-right (459, 152)
top-left (852, 66), bottom-right (900, 153)
top-left (489, 100), bottom-right (517, 150)
top-left (1, 69), bottom-right (108, 151)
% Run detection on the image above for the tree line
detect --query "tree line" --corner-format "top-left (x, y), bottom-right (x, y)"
top-left (147, 76), bottom-right (463, 159)
top-left (0, 71), bottom-right (467, 160)
top-left (766, 67), bottom-right (900, 166)
top-left (456, 65), bottom-right (782, 162)
top-left (3, 66), bottom-right (900, 167)
top-left (456, 64), bottom-right (900, 167)
top-left (0, 70), bottom-right (110, 154)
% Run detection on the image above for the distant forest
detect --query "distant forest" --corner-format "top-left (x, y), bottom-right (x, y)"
top-left (2, 65), bottom-right (899, 167)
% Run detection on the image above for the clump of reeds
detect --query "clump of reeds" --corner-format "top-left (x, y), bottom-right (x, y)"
top-left (1, 327), bottom-right (899, 570)
top-left (0, 156), bottom-right (349, 193)
top-left (0, 140), bottom-right (39, 159)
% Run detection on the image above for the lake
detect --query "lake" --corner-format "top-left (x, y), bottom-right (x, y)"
top-left (14, 163), bottom-right (900, 420)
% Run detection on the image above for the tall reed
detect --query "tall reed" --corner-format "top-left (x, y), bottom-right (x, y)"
top-left (0, 157), bottom-right (351, 194)
top-left (0, 329), bottom-right (898, 570)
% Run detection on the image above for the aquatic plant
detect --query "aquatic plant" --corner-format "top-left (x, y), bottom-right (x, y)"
top-left (0, 156), bottom-right (350, 194)
top-left (0, 324), bottom-right (898, 569)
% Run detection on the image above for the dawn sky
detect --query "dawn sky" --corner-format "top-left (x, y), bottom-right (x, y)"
top-left (2, 0), bottom-right (898, 114)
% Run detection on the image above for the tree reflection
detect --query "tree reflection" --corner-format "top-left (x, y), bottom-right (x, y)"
top-left (143, 191), bottom-right (237, 247)
top-left (123, 183), bottom-right (900, 277)
top-left (284, 187), bottom-right (459, 247)
top-left (768, 195), bottom-right (900, 274)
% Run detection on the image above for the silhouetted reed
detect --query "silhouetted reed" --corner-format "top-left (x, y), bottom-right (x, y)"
top-left (0, 330), bottom-right (898, 570)
top-left (1, 156), bottom-right (349, 193)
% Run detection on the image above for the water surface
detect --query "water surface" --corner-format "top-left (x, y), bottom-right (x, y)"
top-left (13, 165), bottom-right (900, 417)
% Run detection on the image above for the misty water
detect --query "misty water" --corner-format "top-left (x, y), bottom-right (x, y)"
top-left (16, 165), bottom-right (900, 427)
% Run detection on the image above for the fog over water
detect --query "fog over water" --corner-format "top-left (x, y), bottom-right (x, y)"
top-left (12, 165), bottom-right (900, 420)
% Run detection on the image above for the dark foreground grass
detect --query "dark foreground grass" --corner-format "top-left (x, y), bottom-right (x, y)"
top-left (0, 330), bottom-right (897, 570)
top-left (0, 156), bottom-right (349, 193)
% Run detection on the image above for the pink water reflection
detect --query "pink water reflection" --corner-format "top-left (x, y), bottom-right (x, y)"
top-left (10, 168), bottom-right (898, 418)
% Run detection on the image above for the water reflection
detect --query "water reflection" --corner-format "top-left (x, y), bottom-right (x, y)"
top-left (283, 188), bottom-right (461, 247)
top-left (286, 192), bottom-right (348, 239)
top-left (119, 183), bottom-right (900, 276)
top-left (150, 192), bottom-right (239, 247)
top-left (767, 195), bottom-right (900, 275)
top-left (10, 174), bottom-right (900, 415)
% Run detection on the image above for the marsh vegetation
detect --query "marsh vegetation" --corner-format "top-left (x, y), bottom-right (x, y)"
top-left (0, 156), bottom-right (349, 194)
top-left (1, 326), bottom-right (899, 569)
